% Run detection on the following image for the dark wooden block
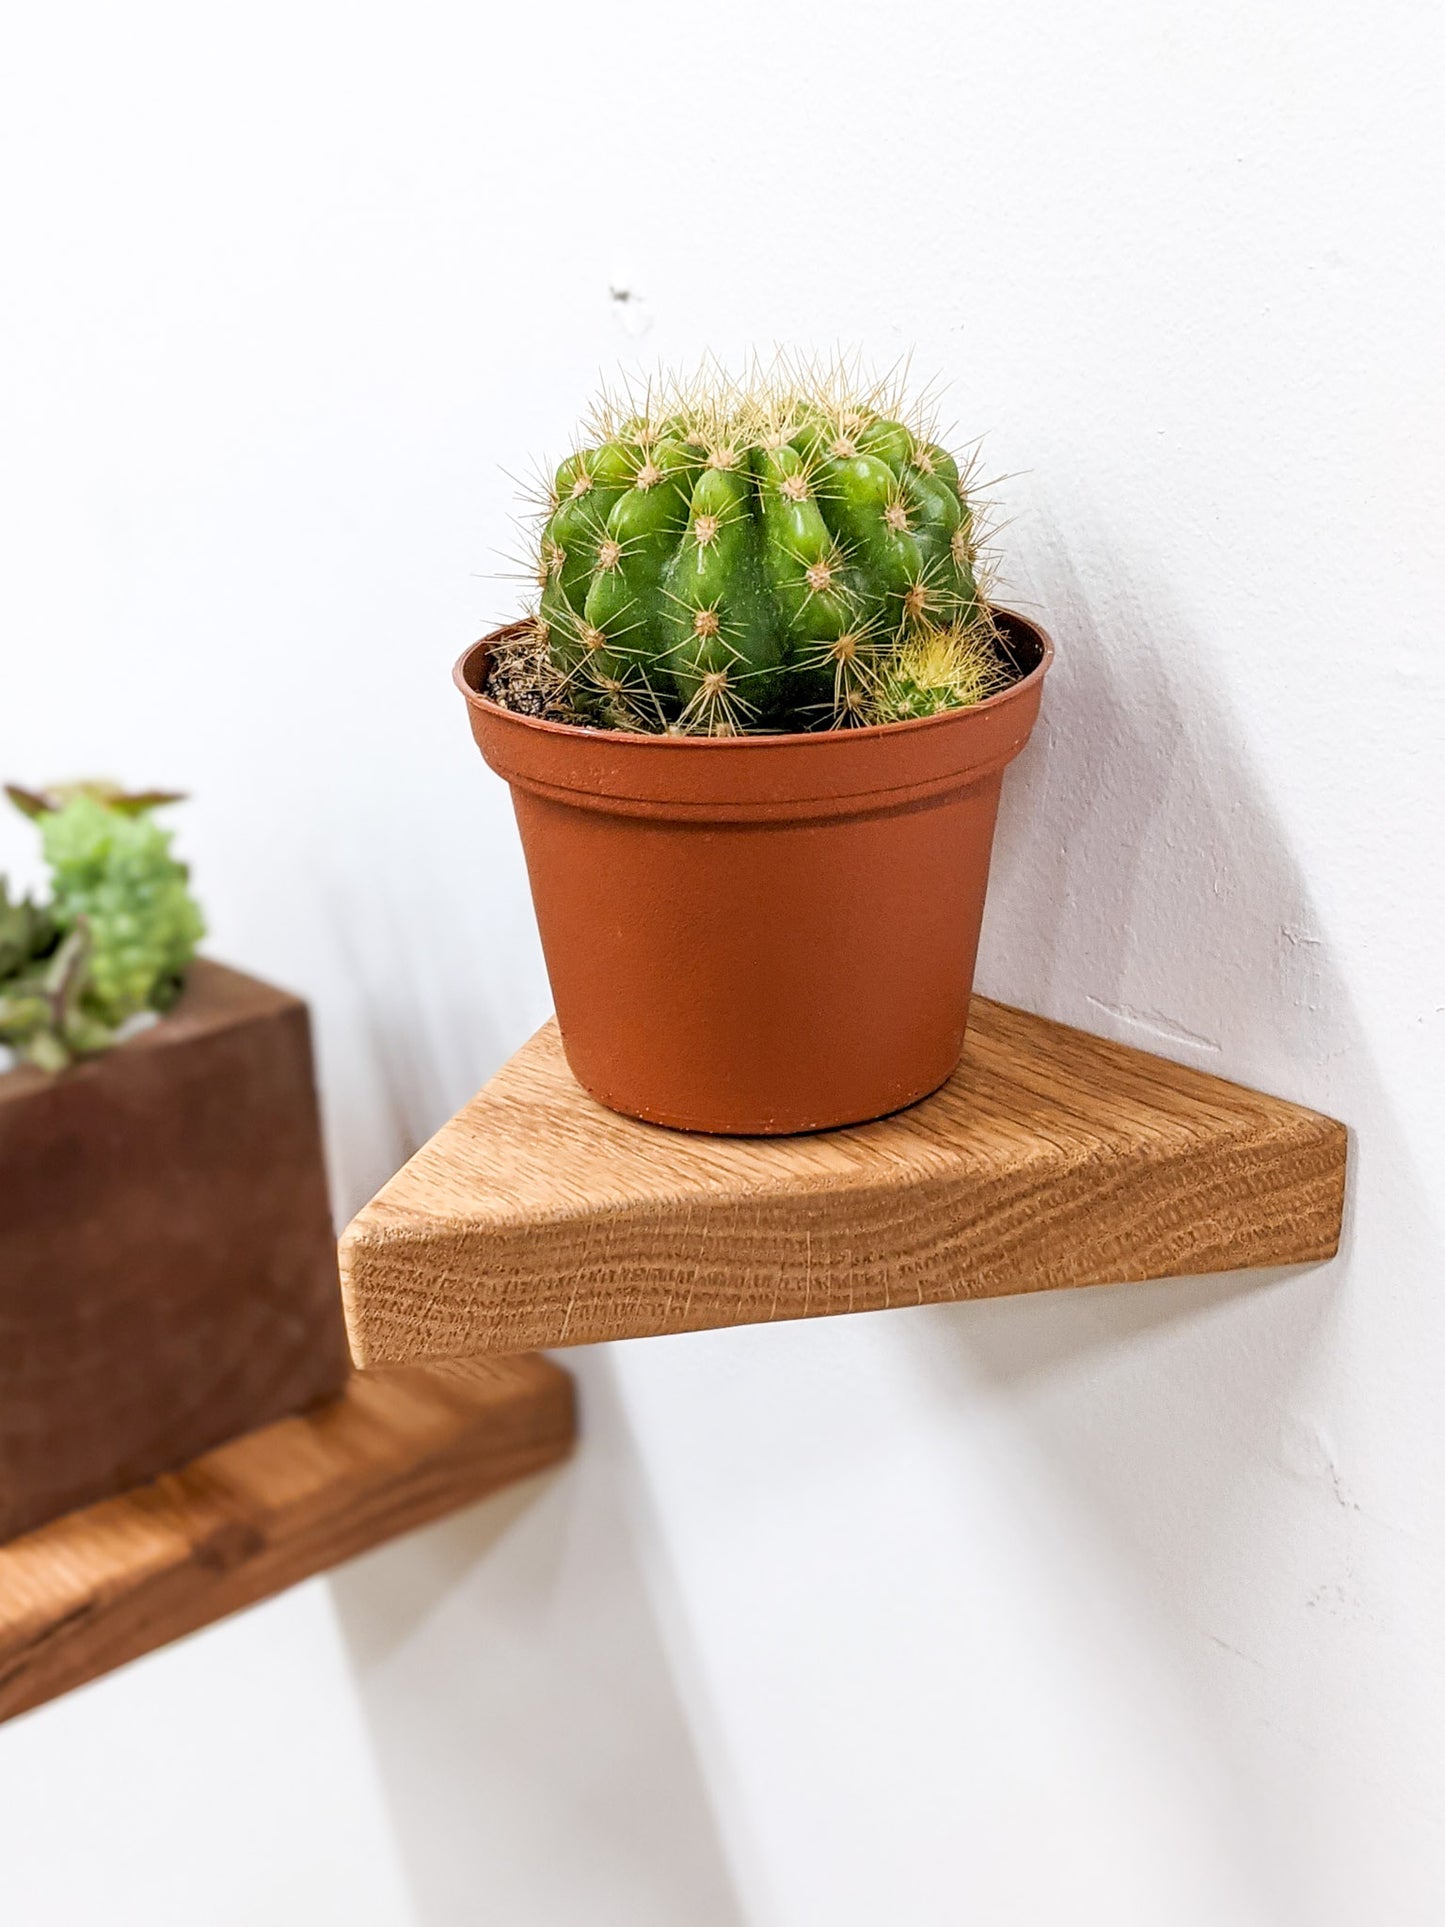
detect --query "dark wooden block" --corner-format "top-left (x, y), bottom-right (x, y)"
top-left (0, 960), bottom-right (350, 1542)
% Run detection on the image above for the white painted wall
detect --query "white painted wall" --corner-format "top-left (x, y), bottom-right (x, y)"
top-left (2, 1), bottom-right (1441, 1919)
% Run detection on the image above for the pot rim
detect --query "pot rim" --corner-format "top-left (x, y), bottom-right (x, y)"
top-left (454, 606), bottom-right (1054, 750)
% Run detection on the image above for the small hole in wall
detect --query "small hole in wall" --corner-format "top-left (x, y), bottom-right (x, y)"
top-left (607, 281), bottom-right (654, 339)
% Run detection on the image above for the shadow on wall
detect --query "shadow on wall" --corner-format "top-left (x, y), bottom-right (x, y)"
top-left (328, 1355), bottom-right (748, 1927)
top-left (951, 517), bottom-right (1444, 1921)
top-left (985, 516), bottom-right (1341, 1083)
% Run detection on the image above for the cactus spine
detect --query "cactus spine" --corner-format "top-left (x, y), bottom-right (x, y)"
top-left (870, 624), bottom-right (1007, 724)
top-left (518, 360), bottom-right (1004, 734)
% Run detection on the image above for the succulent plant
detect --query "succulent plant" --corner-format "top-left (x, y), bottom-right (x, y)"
top-left (516, 359), bottom-right (1009, 734)
top-left (34, 789), bottom-right (204, 1024)
top-left (1, 784), bottom-right (204, 1070)
top-left (0, 921), bottom-right (115, 1072)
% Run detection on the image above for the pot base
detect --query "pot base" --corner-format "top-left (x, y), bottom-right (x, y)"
top-left (566, 1054), bottom-right (961, 1137)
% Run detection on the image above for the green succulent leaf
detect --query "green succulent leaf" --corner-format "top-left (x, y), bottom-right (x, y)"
top-left (0, 880), bottom-right (58, 978)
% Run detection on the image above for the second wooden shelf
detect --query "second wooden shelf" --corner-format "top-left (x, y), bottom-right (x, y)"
top-left (0, 1354), bottom-right (573, 1723)
top-left (339, 998), bottom-right (1347, 1366)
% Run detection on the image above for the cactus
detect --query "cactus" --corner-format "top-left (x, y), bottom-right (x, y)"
top-left (870, 623), bottom-right (1008, 723)
top-left (518, 360), bottom-right (1007, 734)
top-left (1, 784), bottom-right (205, 1069)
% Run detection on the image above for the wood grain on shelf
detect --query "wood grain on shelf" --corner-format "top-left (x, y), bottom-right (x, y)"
top-left (339, 999), bottom-right (1348, 1366)
top-left (0, 1356), bottom-right (574, 1723)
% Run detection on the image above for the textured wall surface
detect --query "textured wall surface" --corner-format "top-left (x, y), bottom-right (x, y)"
top-left (2, 2), bottom-right (1442, 1921)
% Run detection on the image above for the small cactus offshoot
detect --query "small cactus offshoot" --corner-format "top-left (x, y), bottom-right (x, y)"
top-left (0, 783), bottom-right (205, 1071)
top-left (506, 357), bottom-right (1015, 735)
top-left (870, 623), bottom-right (1009, 723)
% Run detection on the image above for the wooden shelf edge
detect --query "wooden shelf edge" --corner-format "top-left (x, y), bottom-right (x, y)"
top-left (0, 1354), bottom-right (574, 1724)
top-left (338, 1000), bottom-right (1349, 1367)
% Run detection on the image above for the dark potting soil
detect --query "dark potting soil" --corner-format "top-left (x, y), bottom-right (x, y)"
top-left (483, 622), bottom-right (581, 723)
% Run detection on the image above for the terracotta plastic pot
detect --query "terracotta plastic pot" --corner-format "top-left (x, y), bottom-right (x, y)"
top-left (456, 610), bottom-right (1052, 1134)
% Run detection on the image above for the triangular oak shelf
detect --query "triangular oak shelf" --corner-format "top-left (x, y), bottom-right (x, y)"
top-left (339, 999), bottom-right (1346, 1367)
top-left (0, 1356), bottom-right (572, 1723)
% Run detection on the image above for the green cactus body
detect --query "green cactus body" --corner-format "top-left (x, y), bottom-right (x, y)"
top-left (524, 365), bottom-right (997, 734)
